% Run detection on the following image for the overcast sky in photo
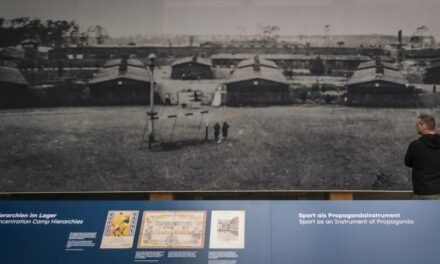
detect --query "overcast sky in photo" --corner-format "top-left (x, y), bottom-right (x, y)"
top-left (1, 0), bottom-right (440, 38)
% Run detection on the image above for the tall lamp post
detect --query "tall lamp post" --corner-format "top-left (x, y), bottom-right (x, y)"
top-left (147, 53), bottom-right (156, 149)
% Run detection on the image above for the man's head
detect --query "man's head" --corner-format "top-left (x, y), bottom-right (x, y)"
top-left (416, 114), bottom-right (436, 135)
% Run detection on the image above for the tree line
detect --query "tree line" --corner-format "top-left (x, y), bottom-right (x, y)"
top-left (0, 17), bottom-right (108, 48)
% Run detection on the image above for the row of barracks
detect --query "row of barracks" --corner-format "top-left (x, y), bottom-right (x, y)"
top-left (1, 54), bottom-right (420, 108)
top-left (47, 43), bottom-right (385, 62)
top-left (17, 38), bottom-right (440, 82)
top-left (1, 39), bottom-right (436, 108)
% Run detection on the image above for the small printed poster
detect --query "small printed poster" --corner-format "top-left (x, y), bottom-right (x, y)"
top-left (137, 211), bottom-right (207, 248)
top-left (209, 211), bottom-right (245, 249)
top-left (100, 210), bottom-right (139, 249)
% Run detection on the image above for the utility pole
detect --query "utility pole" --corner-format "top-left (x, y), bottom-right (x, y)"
top-left (147, 53), bottom-right (156, 150)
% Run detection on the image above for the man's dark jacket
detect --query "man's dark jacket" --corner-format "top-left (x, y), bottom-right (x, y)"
top-left (405, 134), bottom-right (440, 195)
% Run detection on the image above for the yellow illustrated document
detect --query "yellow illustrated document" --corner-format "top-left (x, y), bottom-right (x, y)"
top-left (100, 210), bottom-right (139, 249)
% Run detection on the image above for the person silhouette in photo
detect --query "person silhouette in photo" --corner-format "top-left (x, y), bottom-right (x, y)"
top-left (405, 114), bottom-right (440, 199)
top-left (164, 93), bottom-right (171, 106)
top-left (222, 122), bottom-right (230, 140)
top-left (214, 122), bottom-right (221, 143)
top-left (194, 90), bottom-right (199, 101)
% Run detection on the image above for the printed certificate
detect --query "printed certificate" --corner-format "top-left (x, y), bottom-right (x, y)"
top-left (100, 210), bottom-right (139, 249)
top-left (137, 211), bottom-right (207, 248)
top-left (209, 211), bottom-right (245, 249)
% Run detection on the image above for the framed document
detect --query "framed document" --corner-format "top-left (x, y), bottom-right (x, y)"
top-left (137, 211), bottom-right (207, 248)
top-left (100, 210), bottom-right (139, 249)
top-left (209, 210), bottom-right (245, 249)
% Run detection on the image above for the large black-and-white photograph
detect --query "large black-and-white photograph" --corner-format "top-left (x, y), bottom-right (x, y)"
top-left (1, 0), bottom-right (439, 192)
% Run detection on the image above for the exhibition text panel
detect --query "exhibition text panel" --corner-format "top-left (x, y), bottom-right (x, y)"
top-left (0, 201), bottom-right (437, 264)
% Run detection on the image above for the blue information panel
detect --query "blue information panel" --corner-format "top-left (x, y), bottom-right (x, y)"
top-left (0, 201), bottom-right (271, 264)
top-left (271, 201), bottom-right (440, 264)
top-left (0, 201), bottom-right (438, 264)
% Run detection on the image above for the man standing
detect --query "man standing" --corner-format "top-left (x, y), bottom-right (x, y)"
top-left (405, 114), bottom-right (440, 199)
top-left (164, 93), bottom-right (171, 106)
top-left (213, 123), bottom-right (221, 143)
top-left (222, 122), bottom-right (230, 140)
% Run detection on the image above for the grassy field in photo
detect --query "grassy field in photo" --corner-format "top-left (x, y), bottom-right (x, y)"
top-left (0, 105), bottom-right (431, 192)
